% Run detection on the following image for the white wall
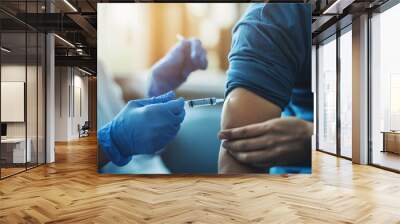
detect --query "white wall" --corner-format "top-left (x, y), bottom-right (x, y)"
top-left (72, 73), bottom-right (89, 138)
top-left (55, 67), bottom-right (89, 141)
top-left (1, 65), bottom-right (35, 138)
top-left (1, 63), bottom-right (46, 164)
top-left (55, 67), bottom-right (69, 141)
top-left (98, 4), bottom-right (152, 76)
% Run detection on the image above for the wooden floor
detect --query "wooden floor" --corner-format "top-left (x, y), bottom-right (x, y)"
top-left (1, 163), bottom-right (44, 178)
top-left (1, 167), bottom-right (26, 178)
top-left (1, 136), bottom-right (400, 224)
top-left (372, 150), bottom-right (400, 171)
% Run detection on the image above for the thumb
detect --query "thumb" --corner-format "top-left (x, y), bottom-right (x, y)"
top-left (135, 91), bottom-right (176, 107)
top-left (163, 97), bottom-right (185, 115)
top-left (152, 91), bottom-right (176, 103)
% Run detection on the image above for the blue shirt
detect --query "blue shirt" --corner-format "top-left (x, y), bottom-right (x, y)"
top-left (226, 3), bottom-right (313, 122)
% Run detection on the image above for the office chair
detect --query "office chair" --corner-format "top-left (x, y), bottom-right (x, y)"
top-left (79, 121), bottom-right (90, 138)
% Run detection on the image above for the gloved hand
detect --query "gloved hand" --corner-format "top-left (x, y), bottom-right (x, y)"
top-left (98, 91), bottom-right (185, 166)
top-left (148, 38), bottom-right (208, 97)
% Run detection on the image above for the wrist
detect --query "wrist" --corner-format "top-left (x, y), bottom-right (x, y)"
top-left (98, 122), bottom-right (132, 166)
top-left (148, 70), bottom-right (171, 97)
top-left (304, 120), bottom-right (314, 137)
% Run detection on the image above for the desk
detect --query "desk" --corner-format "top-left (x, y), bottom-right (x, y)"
top-left (1, 138), bottom-right (31, 163)
top-left (381, 131), bottom-right (400, 154)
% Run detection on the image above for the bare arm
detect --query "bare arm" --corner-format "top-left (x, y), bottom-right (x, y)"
top-left (218, 87), bottom-right (281, 174)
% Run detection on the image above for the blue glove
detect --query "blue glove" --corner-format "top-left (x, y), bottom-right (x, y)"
top-left (148, 38), bottom-right (208, 97)
top-left (97, 91), bottom-right (185, 166)
top-left (269, 166), bottom-right (311, 175)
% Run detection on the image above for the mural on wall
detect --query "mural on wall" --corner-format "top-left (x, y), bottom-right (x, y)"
top-left (97, 3), bottom-right (313, 175)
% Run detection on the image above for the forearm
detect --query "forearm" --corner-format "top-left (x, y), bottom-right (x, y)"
top-left (218, 87), bottom-right (282, 173)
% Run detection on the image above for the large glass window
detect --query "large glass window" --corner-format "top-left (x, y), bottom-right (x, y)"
top-left (339, 29), bottom-right (352, 158)
top-left (317, 36), bottom-right (337, 154)
top-left (370, 3), bottom-right (400, 171)
top-left (0, 1), bottom-right (46, 179)
top-left (1, 31), bottom-right (28, 177)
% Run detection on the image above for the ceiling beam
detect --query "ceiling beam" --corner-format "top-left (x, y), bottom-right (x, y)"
top-left (67, 13), bottom-right (97, 46)
top-left (55, 55), bottom-right (96, 72)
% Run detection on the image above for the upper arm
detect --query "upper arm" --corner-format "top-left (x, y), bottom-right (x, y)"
top-left (226, 4), bottom-right (311, 109)
top-left (221, 88), bottom-right (281, 130)
top-left (218, 88), bottom-right (281, 173)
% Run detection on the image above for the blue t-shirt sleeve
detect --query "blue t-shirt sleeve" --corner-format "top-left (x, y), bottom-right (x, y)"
top-left (226, 3), bottom-right (311, 109)
top-left (97, 122), bottom-right (132, 166)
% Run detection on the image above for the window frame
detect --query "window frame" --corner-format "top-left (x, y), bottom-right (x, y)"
top-left (315, 24), bottom-right (353, 160)
top-left (0, 0), bottom-right (48, 180)
top-left (367, 0), bottom-right (400, 173)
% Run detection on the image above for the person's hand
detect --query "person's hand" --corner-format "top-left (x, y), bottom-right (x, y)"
top-left (218, 117), bottom-right (313, 168)
top-left (110, 91), bottom-right (185, 157)
top-left (148, 38), bottom-right (208, 97)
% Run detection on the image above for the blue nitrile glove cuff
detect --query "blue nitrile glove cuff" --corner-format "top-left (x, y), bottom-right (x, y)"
top-left (98, 122), bottom-right (132, 166)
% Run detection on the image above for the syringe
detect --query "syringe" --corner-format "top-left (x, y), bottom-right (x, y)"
top-left (185, 97), bottom-right (224, 108)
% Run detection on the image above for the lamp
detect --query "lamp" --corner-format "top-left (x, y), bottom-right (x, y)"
top-left (78, 67), bottom-right (93, 76)
top-left (63, 0), bottom-right (78, 12)
top-left (1, 47), bottom-right (11, 53)
top-left (54, 34), bottom-right (75, 48)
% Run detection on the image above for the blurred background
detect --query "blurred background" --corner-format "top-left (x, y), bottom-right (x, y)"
top-left (98, 3), bottom-right (250, 100)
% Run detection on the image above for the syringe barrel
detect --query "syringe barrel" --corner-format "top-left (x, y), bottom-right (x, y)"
top-left (186, 97), bottom-right (216, 107)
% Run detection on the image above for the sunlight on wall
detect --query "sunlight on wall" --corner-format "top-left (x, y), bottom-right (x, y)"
top-left (98, 4), bottom-right (152, 76)
top-left (98, 3), bottom-right (248, 77)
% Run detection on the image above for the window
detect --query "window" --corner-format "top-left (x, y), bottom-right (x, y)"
top-left (0, 1), bottom-right (47, 179)
top-left (339, 29), bottom-right (352, 158)
top-left (370, 2), bottom-right (400, 171)
top-left (317, 36), bottom-right (337, 154)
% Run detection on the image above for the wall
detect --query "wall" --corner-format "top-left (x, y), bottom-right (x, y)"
top-left (54, 67), bottom-right (89, 141)
top-left (1, 65), bottom-right (43, 138)
top-left (1, 63), bottom-right (46, 165)
top-left (98, 4), bottom-right (243, 77)
top-left (1, 65), bottom-right (26, 137)
top-left (88, 77), bottom-right (97, 131)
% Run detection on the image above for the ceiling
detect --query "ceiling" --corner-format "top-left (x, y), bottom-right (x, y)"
top-left (0, 0), bottom-right (393, 74)
top-left (1, 0), bottom-right (98, 73)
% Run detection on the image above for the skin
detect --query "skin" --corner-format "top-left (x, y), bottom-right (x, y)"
top-left (218, 88), bottom-right (313, 174)
top-left (219, 117), bottom-right (313, 169)
top-left (218, 88), bottom-right (281, 173)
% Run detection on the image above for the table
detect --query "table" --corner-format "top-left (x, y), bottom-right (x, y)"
top-left (1, 138), bottom-right (31, 163)
top-left (381, 131), bottom-right (400, 154)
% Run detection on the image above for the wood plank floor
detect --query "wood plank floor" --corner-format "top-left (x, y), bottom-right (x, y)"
top-left (1, 167), bottom-right (26, 178)
top-left (1, 135), bottom-right (400, 224)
